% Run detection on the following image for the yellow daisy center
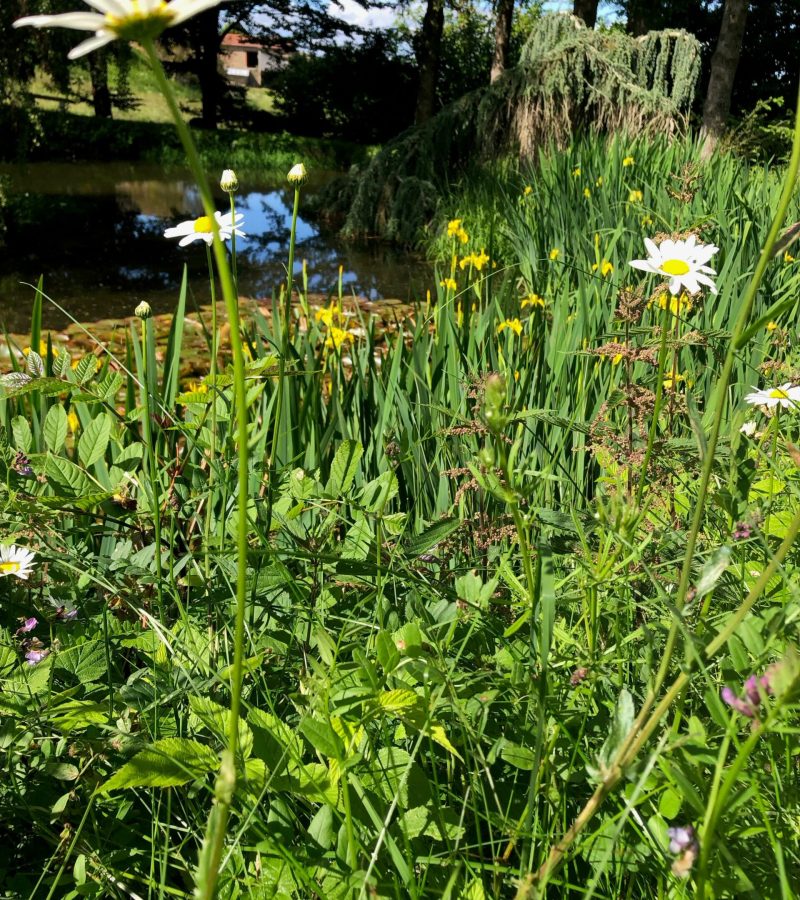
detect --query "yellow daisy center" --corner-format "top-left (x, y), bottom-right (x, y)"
top-left (769, 388), bottom-right (789, 399)
top-left (194, 216), bottom-right (213, 233)
top-left (0, 562), bottom-right (21, 574)
top-left (105, 2), bottom-right (174, 38)
top-left (660, 258), bottom-right (690, 276)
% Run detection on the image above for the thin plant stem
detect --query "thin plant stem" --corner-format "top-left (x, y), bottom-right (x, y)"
top-left (270, 183), bottom-right (301, 477)
top-left (140, 316), bottom-right (164, 617)
top-left (204, 244), bottom-right (218, 584)
top-left (142, 40), bottom-right (250, 900)
top-left (636, 298), bottom-right (671, 506)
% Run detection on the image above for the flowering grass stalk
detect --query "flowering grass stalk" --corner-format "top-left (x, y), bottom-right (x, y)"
top-left (141, 39), bottom-right (250, 900)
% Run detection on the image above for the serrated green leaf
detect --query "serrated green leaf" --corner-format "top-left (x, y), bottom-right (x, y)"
top-left (26, 351), bottom-right (44, 378)
top-left (405, 518), bottom-right (461, 557)
top-left (44, 455), bottom-right (93, 496)
top-left (694, 546), bottom-right (732, 601)
top-left (100, 738), bottom-right (218, 793)
top-left (11, 416), bottom-right (31, 453)
top-left (73, 356), bottom-right (97, 385)
top-left (377, 689), bottom-right (418, 713)
top-left (361, 470), bottom-right (398, 513)
top-left (43, 405), bottom-right (68, 453)
top-left (54, 641), bottom-right (107, 683)
top-left (299, 717), bottom-right (344, 759)
top-left (326, 439), bottom-right (362, 496)
top-left (188, 695), bottom-right (253, 762)
top-left (78, 413), bottom-right (111, 467)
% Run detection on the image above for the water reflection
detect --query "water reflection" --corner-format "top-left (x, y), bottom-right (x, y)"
top-left (0, 163), bottom-right (430, 332)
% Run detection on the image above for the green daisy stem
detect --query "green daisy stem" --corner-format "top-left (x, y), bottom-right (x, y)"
top-left (142, 40), bottom-right (249, 900)
top-left (140, 315), bottom-right (164, 618)
top-left (204, 244), bottom-right (218, 585)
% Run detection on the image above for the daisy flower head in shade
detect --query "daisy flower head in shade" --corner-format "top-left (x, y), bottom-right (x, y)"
top-left (164, 210), bottom-right (245, 247)
top-left (745, 383), bottom-right (800, 411)
top-left (629, 236), bottom-right (718, 295)
top-left (14, 1), bottom-right (222, 60)
top-left (0, 545), bottom-right (36, 581)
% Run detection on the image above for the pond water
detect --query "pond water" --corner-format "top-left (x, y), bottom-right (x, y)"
top-left (0, 163), bottom-right (431, 333)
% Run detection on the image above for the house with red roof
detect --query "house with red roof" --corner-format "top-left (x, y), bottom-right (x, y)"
top-left (219, 31), bottom-right (291, 87)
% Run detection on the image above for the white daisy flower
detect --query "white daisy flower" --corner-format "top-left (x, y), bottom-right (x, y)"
top-left (14, 0), bottom-right (222, 61)
top-left (164, 210), bottom-right (245, 248)
top-left (629, 236), bottom-right (719, 296)
top-left (744, 383), bottom-right (800, 410)
top-left (0, 545), bottom-right (36, 581)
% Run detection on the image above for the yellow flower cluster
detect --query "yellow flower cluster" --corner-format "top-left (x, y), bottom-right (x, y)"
top-left (439, 277), bottom-right (457, 291)
top-left (572, 167), bottom-right (581, 177)
top-left (315, 302), bottom-right (344, 328)
top-left (628, 190), bottom-right (643, 203)
top-left (521, 293), bottom-right (545, 309)
top-left (325, 327), bottom-right (350, 351)
top-left (592, 260), bottom-right (614, 277)
top-left (663, 372), bottom-right (692, 389)
top-left (24, 341), bottom-right (58, 358)
top-left (583, 187), bottom-right (591, 199)
top-left (447, 219), bottom-right (469, 244)
top-left (497, 318), bottom-right (523, 336)
top-left (623, 156), bottom-right (635, 167)
top-left (315, 302), bottom-right (352, 352)
top-left (784, 252), bottom-right (795, 263)
top-left (523, 185), bottom-right (533, 196)
top-left (460, 249), bottom-right (490, 272)
top-left (653, 292), bottom-right (693, 316)
top-left (549, 248), bottom-right (559, 261)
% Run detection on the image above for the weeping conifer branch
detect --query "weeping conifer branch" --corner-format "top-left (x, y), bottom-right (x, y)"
top-left (323, 14), bottom-right (701, 243)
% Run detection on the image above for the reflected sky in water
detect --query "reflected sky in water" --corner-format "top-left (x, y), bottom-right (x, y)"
top-left (0, 162), bottom-right (430, 331)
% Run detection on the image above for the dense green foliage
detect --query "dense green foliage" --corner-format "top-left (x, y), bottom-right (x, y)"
top-left (3, 131), bottom-right (800, 897)
top-left (324, 14), bottom-right (701, 243)
top-left (269, 33), bottom-right (417, 142)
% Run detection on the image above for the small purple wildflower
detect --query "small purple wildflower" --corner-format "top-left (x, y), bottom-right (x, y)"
top-left (732, 521), bottom-right (752, 541)
top-left (570, 666), bottom-right (589, 686)
top-left (722, 671), bottom-right (773, 718)
top-left (667, 825), bottom-right (699, 878)
top-left (55, 605), bottom-right (78, 622)
top-left (25, 647), bottom-right (49, 665)
top-left (721, 686), bottom-right (757, 717)
top-left (667, 825), bottom-right (698, 855)
top-left (15, 616), bottom-right (37, 636)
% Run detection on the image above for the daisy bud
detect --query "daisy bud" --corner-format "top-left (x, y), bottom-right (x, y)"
top-left (220, 169), bottom-right (239, 193)
top-left (287, 163), bottom-right (307, 185)
top-left (135, 301), bottom-right (152, 320)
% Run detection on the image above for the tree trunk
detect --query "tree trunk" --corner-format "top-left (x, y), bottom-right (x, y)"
top-left (625, 0), bottom-right (649, 37)
top-left (196, 9), bottom-right (221, 129)
top-left (414, 0), bottom-right (445, 125)
top-left (88, 51), bottom-right (112, 119)
top-left (490, 0), bottom-right (514, 84)
top-left (700, 0), bottom-right (748, 159)
top-left (572, 0), bottom-right (599, 29)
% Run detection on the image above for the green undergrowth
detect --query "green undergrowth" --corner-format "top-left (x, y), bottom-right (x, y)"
top-left (5, 109), bottom-right (370, 171)
top-left (1, 131), bottom-right (800, 898)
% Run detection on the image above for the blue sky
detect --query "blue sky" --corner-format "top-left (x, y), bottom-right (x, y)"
top-left (326, 0), bottom-right (619, 33)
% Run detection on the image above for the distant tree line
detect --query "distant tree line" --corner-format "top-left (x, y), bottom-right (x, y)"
top-left (0, 0), bottom-right (797, 152)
